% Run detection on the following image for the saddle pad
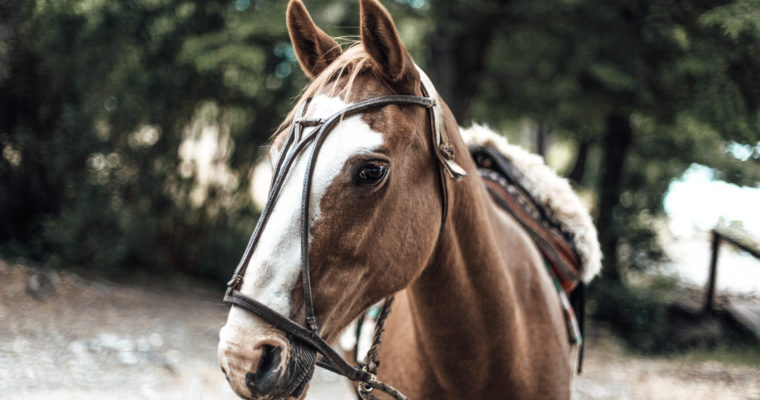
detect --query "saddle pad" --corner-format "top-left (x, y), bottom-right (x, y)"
top-left (471, 146), bottom-right (582, 293)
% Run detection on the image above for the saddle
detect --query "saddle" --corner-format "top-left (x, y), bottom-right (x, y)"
top-left (470, 145), bottom-right (584, 348)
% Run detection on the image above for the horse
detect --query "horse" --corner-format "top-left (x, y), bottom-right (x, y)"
top-left (218, 0), bottom-right (601, 399)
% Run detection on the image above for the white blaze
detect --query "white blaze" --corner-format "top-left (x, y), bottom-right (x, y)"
top-left (225, 95), bottom-right (385, 328)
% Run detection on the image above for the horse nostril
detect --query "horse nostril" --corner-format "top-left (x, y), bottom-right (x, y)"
top-left (259, 344), bottom-right (280, 375)
top-left (245, 345), bottom-right (283, 396)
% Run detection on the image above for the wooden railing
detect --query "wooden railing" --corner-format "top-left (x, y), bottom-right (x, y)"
top-left (704, 229), bottom-right (760, 311)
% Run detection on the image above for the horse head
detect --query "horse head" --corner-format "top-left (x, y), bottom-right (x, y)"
top-left (218, 1), bottom-right (460, 398)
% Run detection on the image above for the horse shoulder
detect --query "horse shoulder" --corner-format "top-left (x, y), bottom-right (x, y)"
top-left (487, 198), bottom-right (573, 397)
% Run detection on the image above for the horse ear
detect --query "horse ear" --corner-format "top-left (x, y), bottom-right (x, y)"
top-left (360, 0), bottom-right (419, 87)
top-left (287, 0), bottom-right (342, 78)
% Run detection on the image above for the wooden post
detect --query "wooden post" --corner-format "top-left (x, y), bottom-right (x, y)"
top-left (704, 230), bottom-right (721, 312)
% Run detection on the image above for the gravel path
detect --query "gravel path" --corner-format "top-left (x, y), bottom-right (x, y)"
top-left (1, 261), bottom-right (758, 399)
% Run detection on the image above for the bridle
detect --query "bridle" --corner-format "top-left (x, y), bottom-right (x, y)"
top-left (223, 80), bottom-right (465, 400)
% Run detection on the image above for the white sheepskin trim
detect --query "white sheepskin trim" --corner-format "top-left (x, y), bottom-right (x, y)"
top-left (461, 124), bottom-right (602, 282)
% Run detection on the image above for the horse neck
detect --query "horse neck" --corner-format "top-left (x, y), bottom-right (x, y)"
top-left (382, 122), bottom-right (570, 398)
top-left (405, 167), bottom-right (535, 385)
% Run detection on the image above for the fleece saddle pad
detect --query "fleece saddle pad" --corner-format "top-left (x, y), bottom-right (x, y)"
top-left (470, 145), bottom-right (582, 344)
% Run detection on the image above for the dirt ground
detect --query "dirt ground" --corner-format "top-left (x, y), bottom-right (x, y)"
top-left (1, 261), bottom-right (758, 400)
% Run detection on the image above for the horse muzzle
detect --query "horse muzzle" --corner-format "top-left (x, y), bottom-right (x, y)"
top-left (219, 324), bottom-right (317, 400)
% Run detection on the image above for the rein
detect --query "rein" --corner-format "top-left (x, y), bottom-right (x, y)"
top-left (224, 82), bottom-right (465, 400)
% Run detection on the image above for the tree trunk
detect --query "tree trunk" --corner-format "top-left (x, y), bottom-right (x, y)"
top-left (597, 112), bottom-right (633, 283)
top-left (425, 3), bottom-right (502, 120)
top-left (568, 138), bottom-right (590, 184)
top-left (536, 120), bottom-right (549, 158)
top-left (0, 0), bottom-right (21, 81)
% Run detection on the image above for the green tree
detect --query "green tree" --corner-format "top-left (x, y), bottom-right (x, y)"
top-left (2, 0), bottom-right (758, 289)
top-left (0, 0), bottom-right (308, 278)
top-left (420, 0), bottom-right (759, 282)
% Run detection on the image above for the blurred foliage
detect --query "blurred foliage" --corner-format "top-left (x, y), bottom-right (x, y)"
top-left (455, 0), bottom-right (760, 277)
top-left (0, 0), bottom-right (309, 279)
top-left (1, 0), bottom-right (759, 291)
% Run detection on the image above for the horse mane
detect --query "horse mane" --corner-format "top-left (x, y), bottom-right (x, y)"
top-left (461, 124), bottom-right (603, 282)
top-left (273, 45), bottom-right (392, 138)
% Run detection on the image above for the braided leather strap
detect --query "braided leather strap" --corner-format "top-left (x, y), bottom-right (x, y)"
top-left (363, 296), bottom-right (395, 373)
top-left (356, 297), bottom-right (403, 400)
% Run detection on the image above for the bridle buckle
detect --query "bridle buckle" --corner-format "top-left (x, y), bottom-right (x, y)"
top-left (226, 274), bottom-right (243, 290)
top-left (358, 370), bottom-right (376, 394)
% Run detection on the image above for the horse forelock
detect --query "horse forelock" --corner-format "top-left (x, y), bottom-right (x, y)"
top-left (272, 45), bottom-right (416, 142)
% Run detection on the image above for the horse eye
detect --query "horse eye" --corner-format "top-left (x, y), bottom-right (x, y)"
top-left (355, 161), bottom-right (389, 185)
